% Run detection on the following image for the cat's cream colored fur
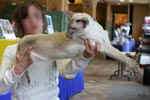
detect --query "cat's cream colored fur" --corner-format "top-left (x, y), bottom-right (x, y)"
top-left (18, 13), bottom-right (142, 81)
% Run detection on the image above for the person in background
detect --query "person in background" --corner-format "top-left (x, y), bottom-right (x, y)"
top-left (0, 1), bottom-right (100, 100)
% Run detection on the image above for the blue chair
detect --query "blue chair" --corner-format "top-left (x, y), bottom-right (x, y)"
top-left (59, 69), bottom-right (84, 100)
top-left (122, 39), bottom-right (136, 52)
top-left (0, 88), bottom-right (11, 100)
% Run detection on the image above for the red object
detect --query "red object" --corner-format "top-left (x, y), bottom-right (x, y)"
top-left (140, 64), bottom-right (150, 68)
top-left (11, 20), bottom-right (15, 26)
top-left (142, 42), bottom-right (150, 45)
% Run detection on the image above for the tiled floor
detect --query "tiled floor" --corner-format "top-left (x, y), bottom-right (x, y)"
top-left (71, 57), bottom-right (150, 100)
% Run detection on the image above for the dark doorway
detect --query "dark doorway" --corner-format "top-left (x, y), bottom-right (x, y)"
top-left (96, 2), bottom-right (107, 29)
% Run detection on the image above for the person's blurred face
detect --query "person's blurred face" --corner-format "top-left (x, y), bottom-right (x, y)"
top-left (22, 5), bottom-right (43, 35)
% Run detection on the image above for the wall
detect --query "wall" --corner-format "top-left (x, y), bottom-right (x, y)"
top-left (0, 1), bottom-right (9, 15)
top-left (147, 5), bottom-right (150, 16)
top-left (132, 4), bottom-right (148, 41)
top-left (69, 4), bottom-right (83, 12)
top-left (37, 0), bottom-right (68, 11)
top-left (96, 3), bottom-right (107, 28)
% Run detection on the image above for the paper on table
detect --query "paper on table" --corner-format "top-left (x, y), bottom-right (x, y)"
top-left (140, 54), bottom-right (150, 64)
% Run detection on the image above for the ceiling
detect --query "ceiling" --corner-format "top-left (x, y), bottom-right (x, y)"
top-left (2, 0), bottom-right (150, 4)
top-left (0, 0), bottom-right (150, 8)
top-left (99, 0), bottom-right (150, 4)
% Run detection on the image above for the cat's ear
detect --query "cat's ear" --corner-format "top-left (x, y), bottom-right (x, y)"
top-left (64, 11), bottom-right (74, 20)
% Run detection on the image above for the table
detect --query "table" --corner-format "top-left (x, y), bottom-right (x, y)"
top-left (110, 52), bottom-right (136, 81)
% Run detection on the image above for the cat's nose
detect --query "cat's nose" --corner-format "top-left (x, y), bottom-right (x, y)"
top-left (68, 27), bottom-right (77, 33)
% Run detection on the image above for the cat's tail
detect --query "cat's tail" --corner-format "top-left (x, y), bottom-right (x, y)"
top-left (99, 43), bottom-right (142, 82)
